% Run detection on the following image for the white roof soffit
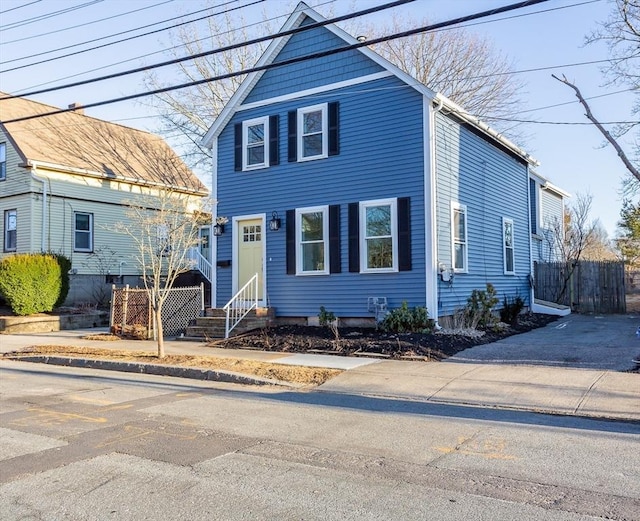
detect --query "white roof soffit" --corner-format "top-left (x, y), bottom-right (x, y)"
top-left (530, 170), bottom-right (571, 198)
top-left (201, 1), bottom-right (436, 147)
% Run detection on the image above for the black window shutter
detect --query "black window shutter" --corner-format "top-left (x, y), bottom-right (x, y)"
top-left (286, 209), bottom-right (296, 275)
top-left (287, 111), bottom-right (297, 162)
top-left (269, 115), bottom-right (279, 166)
top-left (234, 123), bottom-right (243, 171)
top-left (397, 197), bottom-right (411, 271)
top-left (328, 101), bottom-right (339, 156)
top-left (329, 205), bottom-right (341, 274)
top-left (348, 202), bottom-right (359, 273)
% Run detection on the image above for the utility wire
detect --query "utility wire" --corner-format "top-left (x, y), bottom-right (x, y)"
top-left (1, 0), bottom-right (550, 124)
top-left (0, 0), bottom-right (254, 70)
top-left (2, 0), bottom-right (415, 99)
top-left (1, 0), bottom-right (175, 45)
top-left (1, 0), bottom-right (103, 31)
top-left (0, 0), bottom-right (42, 15)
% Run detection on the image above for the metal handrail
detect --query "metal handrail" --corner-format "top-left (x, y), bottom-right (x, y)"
top-left (222, 273), bottom-right (259, 338)
top-left (187, 247), bottom-right (214, 283)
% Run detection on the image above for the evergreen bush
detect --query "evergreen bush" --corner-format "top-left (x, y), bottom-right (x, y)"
top-left (381, 301), bottom-right (435, 333)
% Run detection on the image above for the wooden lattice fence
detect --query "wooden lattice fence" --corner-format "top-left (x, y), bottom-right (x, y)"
top-left (534, 261), bottom-right (626, 314)
top-left (110, 284), bottom-right (204, 338)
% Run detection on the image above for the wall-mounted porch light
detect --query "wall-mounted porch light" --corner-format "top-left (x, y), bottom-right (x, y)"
top-left (269, 211), bottom-right (281, 231)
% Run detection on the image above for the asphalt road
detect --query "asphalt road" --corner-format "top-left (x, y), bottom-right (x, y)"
top-left (1, 361), bottom-right (639, 520)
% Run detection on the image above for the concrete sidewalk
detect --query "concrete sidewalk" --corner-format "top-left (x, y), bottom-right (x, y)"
top-left (1, 328), bottom-right (638, 422)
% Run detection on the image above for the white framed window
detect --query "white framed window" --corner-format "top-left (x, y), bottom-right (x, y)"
top-left (157, 223), bottom-right (171, 256)
top-left (0, 143), bottom-right (6, 181)
top-left (74, 212), bottom-right (93, 252)
top-left (296, 205), bottom-right (329, 275)
top-left (360, 198), bottom-right (398, 273)
top-left (503, 217), bottom-right (515, 275)
top-left (4, 209), bottom-right (16, 252)
top-left (242, 116), bottom-right (269, 170)
top-left (297, 103), bottom-right (328, 161)
top-left (451, 202), bottom-right (468, 273)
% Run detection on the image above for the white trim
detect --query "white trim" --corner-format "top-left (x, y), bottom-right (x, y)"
top-left (238, 72), bottom-right (392, 112)
top-left (4, 209), bottom-right (17, 252)
top-left (232, 213), bottom-right (267, 306)
top-left (295, 205), bottom-right (329, 275)
top-left (503, 217), bottom-right (515, 275)
top-left (73, 211), bottom-right (93, 253)
top-left (211, 139), bottom-right (218, 307)
top-left (242, 116), bottom-right (270, 171)
top-left (425, 96), bottom-right (439, 321)
top-left (359, 198), bottom-right (398, 273)
top-left (297, 103), bottom-right (328, 162)
top-left (451, 201), bottom-right (468, 273)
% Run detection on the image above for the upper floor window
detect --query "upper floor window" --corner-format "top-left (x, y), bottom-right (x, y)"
top-left (0, 143), bottom-right (6, 181)
top-left (74, 212), bottom-right (93, 252)
top-left (503, 217), bottom-right (515, 275)
top-left (234, 115), bottom-right (279, 172)
top-left (288, 101), bottom-right (339, 162)
top-left (360, 198), bottom-right (398, 273)
top-left (4, 209), bottom-right (16, 252)
top-left (451, 202), bottom-right (468, 273)
top-left (296, 205), bottom-right (329, 275)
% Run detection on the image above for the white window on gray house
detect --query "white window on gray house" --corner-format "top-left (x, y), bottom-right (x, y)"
top-left (157, 223), bottom-right (171, 256)
top-left (243, 116), bottom-right (268, 170)
top-left (451, 202), bottom-right (468, 273)
top-left (74, 212), bottom-right (93, 252)
top-left (503, 217), bottom-right (515, 275)
top-left (4, 209), bottom-right (16, 252)
top-left (360, 198), bottom-right (397, 272)
top-left (298, 103), bottom-right (328, 161)
top-left (0, 143), bottom-right (6, 181)
top-left (296, 205), bottom-right (329, 275)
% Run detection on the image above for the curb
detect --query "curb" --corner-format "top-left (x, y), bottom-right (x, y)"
top-left (7, 355), bottom-right (299, 388)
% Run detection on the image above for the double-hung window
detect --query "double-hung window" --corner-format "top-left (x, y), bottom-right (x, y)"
top-left (0, 143), bottom-right (6, 181)
top-left (296, 206), bottom-right (329, 275)
top-left (451, 202), bottom-right (468, 273)
top-left (298, 103), bottom-right (328, 161)
top-left (503, 217), bottom-right (515, 274)
top-left (74, 212), bottom-right (93, 252)
top-left (360, 198), bottom-right (397, 272)
top-left (4, 209), bottom-right (16, 252)
top-left (157, 223), bottom-right (171, 256)
top-left (243, 116), bottom-right (269, 170)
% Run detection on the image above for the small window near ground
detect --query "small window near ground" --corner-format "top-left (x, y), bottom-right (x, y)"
top-left (4, 209), bottom-right (16, 251)
top-left (503, 217), bottom-right (515, 275)
top-left (296, 206), bottom-right (328, 275)
top-left (74, 212), bottom-right (93, 252)
top-left (360, 198), bottom-right (397, 273)
top-left (451, 202), bottom-right (468, 273)
top-left (0, 143), bottom-right (6, 181)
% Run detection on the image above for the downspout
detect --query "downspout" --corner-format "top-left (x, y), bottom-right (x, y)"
top-left (29, 162), bottom-right (47, 252)
top-left (425, 96), bottom-right (444, 327)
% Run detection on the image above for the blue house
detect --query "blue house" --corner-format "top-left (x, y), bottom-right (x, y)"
top-left (201, 2), bottom-right (544, 328)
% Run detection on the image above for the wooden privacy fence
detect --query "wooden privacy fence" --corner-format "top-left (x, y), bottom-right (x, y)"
top-left (110, 284), bottom-right (204, 338)
top-left (534, 261), bottom-right (626, 314)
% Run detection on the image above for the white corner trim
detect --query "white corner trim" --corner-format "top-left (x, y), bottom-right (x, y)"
top-left (424, 96), bottom-right (438, 321)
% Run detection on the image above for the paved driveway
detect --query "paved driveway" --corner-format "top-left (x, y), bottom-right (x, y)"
top-left (447, 313), bottom-right (640, 372)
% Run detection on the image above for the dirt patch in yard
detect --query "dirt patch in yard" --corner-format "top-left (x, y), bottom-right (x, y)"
top-left (2, 346), bottom-right (341, 385)
top-left (210, 313), bottom-right (560, 360)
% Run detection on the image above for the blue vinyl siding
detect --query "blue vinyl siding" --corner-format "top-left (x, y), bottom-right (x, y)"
top-left (434, 111), bottom-right (531, 316)
top-left (244, 18), bottom-right (385, 104)
top-left (216, 74), bottom-right (427, 317)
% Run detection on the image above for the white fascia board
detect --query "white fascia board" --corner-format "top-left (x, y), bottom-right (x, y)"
top-left (434, 93), bottom-right (539, 167)
top-left (542, 181), bottom-right (571, 199)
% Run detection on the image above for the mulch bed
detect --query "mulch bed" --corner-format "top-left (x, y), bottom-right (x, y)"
top-left (210, 313), bottom-right (559, 361)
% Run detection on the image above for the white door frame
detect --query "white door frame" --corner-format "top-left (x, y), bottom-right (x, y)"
top-left (232, 213), bottom-right (267, 306)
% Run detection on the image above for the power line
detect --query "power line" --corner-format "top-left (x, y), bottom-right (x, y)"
top-left (0, 0), bottom-right (42, 15)
top-left (1, 0), bottom-right (175, 46)
top-left (1, 0), bottom-right (103, 31)
top-left (1, 0), bottom-right (551, 124)
top-left (2, 0), bottom-right (415, 100)
top-left (482, 116), bottom-right (639, 125)
top-left (0, 0), bottom-right (256, 71)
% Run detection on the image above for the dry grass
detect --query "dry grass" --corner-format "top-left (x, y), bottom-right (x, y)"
top-left (6, 345), bottom-right (342, 385)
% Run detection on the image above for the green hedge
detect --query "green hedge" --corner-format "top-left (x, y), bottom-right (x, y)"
top-left (0, 254), bottom-right (62, 315)
top-left (50, 253), bottom-right (71, 308)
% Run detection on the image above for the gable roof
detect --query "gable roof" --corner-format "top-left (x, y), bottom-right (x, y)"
top-left (201, 2), bottom-right (537, 166)
top-left (1, 94), bottom-right (208, 195)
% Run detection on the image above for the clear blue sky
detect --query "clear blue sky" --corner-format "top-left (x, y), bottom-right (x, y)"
top-left (1, 0), bottom-right (634, 238)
